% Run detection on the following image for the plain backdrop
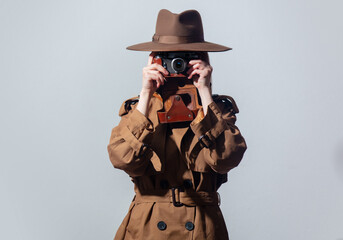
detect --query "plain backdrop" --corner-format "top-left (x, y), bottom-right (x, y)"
top-left (1, 0), bottom-right (343, 239)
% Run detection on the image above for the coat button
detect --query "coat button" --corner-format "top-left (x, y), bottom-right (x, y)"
top-left (160, 180), bottom-right (169, 189)
top-left (183, 179), bottom-right (193, 189)
top-left (185, 222), bottom-right (194, 231)
top-left (157, 221), bottom-right (167, 231)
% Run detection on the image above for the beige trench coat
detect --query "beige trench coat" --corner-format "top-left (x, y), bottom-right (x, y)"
top-left (107, 93), bottom-right (247, 240)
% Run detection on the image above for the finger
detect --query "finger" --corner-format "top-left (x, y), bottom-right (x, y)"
top-left (151, 71), bottom-right (164, 87)
top-left (148, 69), bottom-right (167, 80)
top-left (145, 72), bottom-right (160, 88)
top-left (155, 71), bottom-right (166, 86)
top-left (188, 59), bottom-right (203, 65)
top-left (187, 63), bottom-right (204, 75)
top-left (148, 63), bottom-right (169, 76)
top-left (187, 66), bottom-right (195, 75)
top-left (188, 69), bottom-right (202, 79)
top-left (161, 75), bottom-right (166, 85)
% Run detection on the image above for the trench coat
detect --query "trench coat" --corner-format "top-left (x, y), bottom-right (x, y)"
top-left (107, 92), bottom-right (247, 240)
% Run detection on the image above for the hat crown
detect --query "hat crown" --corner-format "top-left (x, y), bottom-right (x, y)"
top-left (155, 9), bottom-right (204, 41)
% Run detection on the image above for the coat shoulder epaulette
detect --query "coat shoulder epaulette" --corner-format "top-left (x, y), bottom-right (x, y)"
top-left (212, 94), bottom-right (239, 114)
top-left (119, 96), bottom-right (140, 116)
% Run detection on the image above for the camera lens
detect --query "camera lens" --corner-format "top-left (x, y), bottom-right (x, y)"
top-left (171, 58), bottom-right (186, 73)
top-left (175, 61), bottom-right (182, 68)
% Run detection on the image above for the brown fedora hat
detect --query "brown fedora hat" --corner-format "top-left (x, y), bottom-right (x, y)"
top-left (127, 9), bottom-right (232, 52)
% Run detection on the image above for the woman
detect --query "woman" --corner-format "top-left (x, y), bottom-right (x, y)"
top-left (107, 9), bottom-right (247, 240)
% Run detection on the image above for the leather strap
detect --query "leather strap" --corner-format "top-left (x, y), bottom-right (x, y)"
top-left (158, 110), bottom-right (198, 123)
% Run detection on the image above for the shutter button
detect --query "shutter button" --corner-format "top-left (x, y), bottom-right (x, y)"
top-left (157, 221), bottom-right (167, 231)
top-left (185, 221), bottom-right (194, 231)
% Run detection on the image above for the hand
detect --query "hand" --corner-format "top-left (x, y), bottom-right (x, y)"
top-left (187, 60), bottom-right (213, 90)
top-left (141, 52), bottom-right (169, 96)
top-left (187, 59), bottom-right (213, 115)
top-left (137, 52), bottom-right (169, 116)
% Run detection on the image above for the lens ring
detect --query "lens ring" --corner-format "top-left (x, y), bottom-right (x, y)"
top-left (171, 58), bottom-right (186, 73)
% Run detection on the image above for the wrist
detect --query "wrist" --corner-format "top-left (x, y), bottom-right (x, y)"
top-left (197, 86), bottom-right (212, 97)
top-left (137, 90), bottom-right (152, 117)
top-left (140, 89), bottom-right (153, 98)
top-left (197, 87), bottom-right (213, 115)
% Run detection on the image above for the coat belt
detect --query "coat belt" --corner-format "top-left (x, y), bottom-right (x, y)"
top-left (133, 189), bottom-right (220, 207)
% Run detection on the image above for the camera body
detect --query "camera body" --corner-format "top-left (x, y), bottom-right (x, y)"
top-left (153, 52), bottom-right (200, 77)
top-left (152, 52), bottom-right (202, 123)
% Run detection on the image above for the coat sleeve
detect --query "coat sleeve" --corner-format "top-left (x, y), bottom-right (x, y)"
top-left (107, 102), bottom-right (161, 177)
top-left (190, 96), bottom-right (247, 174)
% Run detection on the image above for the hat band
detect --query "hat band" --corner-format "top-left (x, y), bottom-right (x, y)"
top-left (152, 34), bottom-right (204, 44)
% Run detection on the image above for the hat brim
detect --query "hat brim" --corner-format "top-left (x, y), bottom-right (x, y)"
top-left (126, 41), bottom-right (231, 52)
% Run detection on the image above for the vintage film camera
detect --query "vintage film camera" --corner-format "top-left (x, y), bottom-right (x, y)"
top-left (153, 52), bottom-right (199, 77)
top-left (152, 52), bottom-right (203, 123)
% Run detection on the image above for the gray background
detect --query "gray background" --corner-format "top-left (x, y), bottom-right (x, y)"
top-left (1, 0), bottom-right (342, 239)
